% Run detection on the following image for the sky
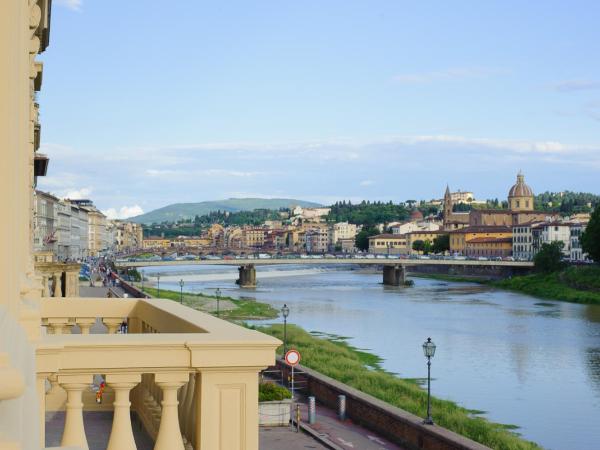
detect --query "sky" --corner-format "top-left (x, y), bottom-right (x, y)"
top-left (38, 0), bottom-right (600, 219)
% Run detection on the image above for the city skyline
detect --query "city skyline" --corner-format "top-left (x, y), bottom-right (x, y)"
top-left (39, 0), bottom-right (600, 217)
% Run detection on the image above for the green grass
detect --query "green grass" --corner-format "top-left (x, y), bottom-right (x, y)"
top-left (259, 382), bottom-right (292, 402)
top-left (140, 286), bottom-right (279, 320)
top-left (253, 324), bottom-right (541, 450)
top-left (493, 265), bottom-right (600, 305)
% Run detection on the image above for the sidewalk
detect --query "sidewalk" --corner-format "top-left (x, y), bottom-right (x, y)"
top-left (293, 394), bottom-right (404, 450)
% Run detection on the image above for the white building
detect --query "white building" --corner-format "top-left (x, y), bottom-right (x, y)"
top-left (329, 222), bottom-right (357, 249)
top-left (33, 190), bottom-right (59, 254)
top-left (391, 221), bottom-right (440, 235)
top-left (570, 222), bottom-right (589, 262)
top-left (532, 222), bottom-right (572, 259)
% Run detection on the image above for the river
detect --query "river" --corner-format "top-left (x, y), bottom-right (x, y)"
top-left (140, 263), bottom-right (600, 450)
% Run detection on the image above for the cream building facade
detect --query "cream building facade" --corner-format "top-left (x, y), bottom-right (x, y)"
top-left (0, 3), bottom-right (279, 450)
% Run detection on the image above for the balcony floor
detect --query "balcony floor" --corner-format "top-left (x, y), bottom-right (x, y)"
top-left (46, 411), bottom-right (328, 450)
top-left (45, 411), bottom-right (154, 450)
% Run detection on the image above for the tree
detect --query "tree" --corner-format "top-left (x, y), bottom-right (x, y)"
top-left (582, 205), bottom-right (600, 262)
top-left (423, 239), bottom-right (433, 255)
top-left (433, 234), bottom-right (450, 254)
top-left (534, 242), bottom-right (565, 273)
top-left (412, 240), bottom-right (425, 253)
top-left (355, 226), bottom-right (379, 251)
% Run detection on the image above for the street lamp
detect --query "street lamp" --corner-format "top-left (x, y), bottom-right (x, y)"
top-left (156, 273), bottom-right (161, 298)
top-left (422, 337), bottom-right (437, 425)
top-left (215, 288), bottom-right (221, 317)
top-left (281, 304), bottom-right (290, 355)
top-left (179, 279), bottom-right (184, 304)
top-left (140, 270), bottom-right (145, 291)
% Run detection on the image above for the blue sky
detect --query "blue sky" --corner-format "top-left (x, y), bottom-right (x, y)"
top-left (39, 0), bottom-right (600, 218)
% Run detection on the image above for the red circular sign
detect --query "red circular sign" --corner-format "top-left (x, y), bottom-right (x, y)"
top-left (285, 349), bottom-right (301, 366)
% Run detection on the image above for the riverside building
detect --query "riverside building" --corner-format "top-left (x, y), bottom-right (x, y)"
top-left (0, 3), bottom-right (279, 450)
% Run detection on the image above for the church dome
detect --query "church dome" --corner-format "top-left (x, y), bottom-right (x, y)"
top-left (508, 172), bottom-right (534, 198)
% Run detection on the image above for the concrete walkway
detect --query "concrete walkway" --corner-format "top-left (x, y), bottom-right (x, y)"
top-left (46, 411), bottom-right (327, 450)
top-left (293, 395), bottom-right (404, 450)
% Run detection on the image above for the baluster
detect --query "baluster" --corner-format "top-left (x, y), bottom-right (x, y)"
top-left (106, 374), bottom-right (141, 450)
top-left (59, 374), bottom-right (93, 450)
top-left (154, 372), bottom-right (188, 450)
top-left (77, 318), bottom-right (96, 334)
top-left (102, 318), bottom-right (123, 334)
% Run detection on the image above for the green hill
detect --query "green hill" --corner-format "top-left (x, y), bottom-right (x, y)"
top-left (131, 198), bottom-right (322, 224)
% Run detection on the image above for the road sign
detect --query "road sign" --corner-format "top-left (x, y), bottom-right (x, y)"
top-left (285, 349), bottom-right (301, 366)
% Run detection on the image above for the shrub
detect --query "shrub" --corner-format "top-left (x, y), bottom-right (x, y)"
top-left (259, 382), bottom-right (292, 402)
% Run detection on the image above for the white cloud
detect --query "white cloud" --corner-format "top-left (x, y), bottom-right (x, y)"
top-left (360, 180), bottom-right (374, 186)
top-left (55, 0), bottom-right (82, 11)
top-left (102, 205), bottom-right (144, 220)
top-left (393, 67), bottom-right (504, 84)
top-left (64, 187), bottom-right (92, 199)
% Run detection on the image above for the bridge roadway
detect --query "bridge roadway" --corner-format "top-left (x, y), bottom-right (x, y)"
top-left (116, 258), bottom-right (533, 288)
top-left (116, 258), bottom-right (533, 268)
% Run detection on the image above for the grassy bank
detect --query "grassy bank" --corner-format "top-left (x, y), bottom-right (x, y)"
top-left (413, 265), bottom-right (600, 305)
top-left (493, 265), bottom-right (600, 305)
top-left (140, 286), bottom-right (279, 320)
top-left (254, 324), bottom-right (540, 450)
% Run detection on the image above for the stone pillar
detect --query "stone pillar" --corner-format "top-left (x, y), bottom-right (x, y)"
top-left (59, 374), bottom-right (93, 450)
top-left (237, 264), bottom-right (256, 288)
top-left (106, 373), bottom-right (141, 450)
top-left (154, 372), bottom-right (188, 450)
top-left (41, 274), bottom-right (50, 297)
top-left (383, 265), bottom-right (405, 286)
top-left (77, 318), bottom-right (96, 335)
top-left (103, 318), bottom-right (123, 334)
top-left (54, 272), bottom-right (63, 297)
top-left (194, 368), bottom-right (260, 450)
top-left (37, 373), bottom-right (50, 448)
top-left (48, 318), bottom-right (71, 335)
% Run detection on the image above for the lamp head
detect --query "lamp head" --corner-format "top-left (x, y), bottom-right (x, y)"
top-left (281, 304), bottom-right (290, 319)
top-left (422, 337), bottom-right (436, 358)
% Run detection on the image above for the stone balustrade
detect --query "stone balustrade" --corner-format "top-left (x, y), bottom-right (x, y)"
top-left (37, 297), bottom-right (280, 450)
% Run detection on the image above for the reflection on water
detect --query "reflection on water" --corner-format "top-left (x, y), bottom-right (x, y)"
top-left (142, 264), bottom-right (600, 450)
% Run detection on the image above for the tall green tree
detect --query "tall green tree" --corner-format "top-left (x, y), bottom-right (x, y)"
top-left (534, 242), bottom-right (565, 273)
top-left (433, 234), bottom-right (450, 254)
top-left (355, 226), bottom-right (379, 251)
top-left (582, 205), bottom-right (600, 262)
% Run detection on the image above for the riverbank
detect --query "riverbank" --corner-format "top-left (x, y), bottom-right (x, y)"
top-left (140, 286), bottom-right (279, 320)
top-left (254, 324), bottom-right (539, 450)
top-left (413, 265), bottom-right (600, 305)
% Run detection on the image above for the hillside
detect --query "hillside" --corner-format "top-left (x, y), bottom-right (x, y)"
top-left (131, 198), bottom-right (322, 224)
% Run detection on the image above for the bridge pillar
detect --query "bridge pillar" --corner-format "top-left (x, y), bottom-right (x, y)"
top-left (237, 264), bottom-right (256, 288)
top-left (383, 265), bottom-right (405, 286)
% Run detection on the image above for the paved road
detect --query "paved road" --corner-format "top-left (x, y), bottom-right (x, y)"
top-left (116, 258), bottom-right (533, 268)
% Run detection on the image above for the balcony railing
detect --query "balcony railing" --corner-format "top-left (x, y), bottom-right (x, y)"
top-left (37, 297), bottom-right (280, 450)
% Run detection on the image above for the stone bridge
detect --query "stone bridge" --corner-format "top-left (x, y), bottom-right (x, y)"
top-left (115, 258), bottom-right (534, 287)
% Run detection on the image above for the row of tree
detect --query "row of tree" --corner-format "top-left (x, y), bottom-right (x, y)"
top-left (327, 201), bottom-right (410, 227)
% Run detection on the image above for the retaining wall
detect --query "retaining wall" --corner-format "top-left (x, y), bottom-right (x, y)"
top-left (274, 360), bottom-right (490, 450)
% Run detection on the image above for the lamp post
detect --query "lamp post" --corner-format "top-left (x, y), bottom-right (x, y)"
top-left (140, 270), bottom-right (144, 292)
top-left (156, 273), bottom-right (161, 298)
top-left (179, 279), bottom-right (184, 304)
top-left (422, 337), bottom-right (436, 425)
top-left (281, 304), bottom-right (290, 355)
top-left (215, 288), bottom-right (221, 317)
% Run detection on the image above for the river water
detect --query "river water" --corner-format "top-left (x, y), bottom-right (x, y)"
top-left (141, 264), bottom-right (600, 450)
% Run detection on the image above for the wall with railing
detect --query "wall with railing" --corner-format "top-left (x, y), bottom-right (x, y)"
top-left (38, 297), bottom-right (280, 450)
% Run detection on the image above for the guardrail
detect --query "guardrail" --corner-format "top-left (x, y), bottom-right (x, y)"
top-left (38, 297), bottom-right (280, 450)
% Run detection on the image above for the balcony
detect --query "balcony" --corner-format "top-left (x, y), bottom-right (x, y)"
top-left (37, 297), bottom-right (280, 450)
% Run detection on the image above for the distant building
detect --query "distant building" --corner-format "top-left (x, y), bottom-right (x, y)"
top-left (33, 190), bottom-right (59, 254)
top-left (330, 222), bottom-right (357, 249)
top-left (305, 226), bottom-right (330, 253)
top-left (465, 237), bottom-right (512, 258)
top-left (107, 220), bottom-right (144, 252)
top-left (406, 230), bottom-right (448, 254)
top-left (570, 222), bottom-right (588, 262)
top-left (449, 226), bottom-right (512, 256)
top-left (368, 234), bottom-right (407, 255)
